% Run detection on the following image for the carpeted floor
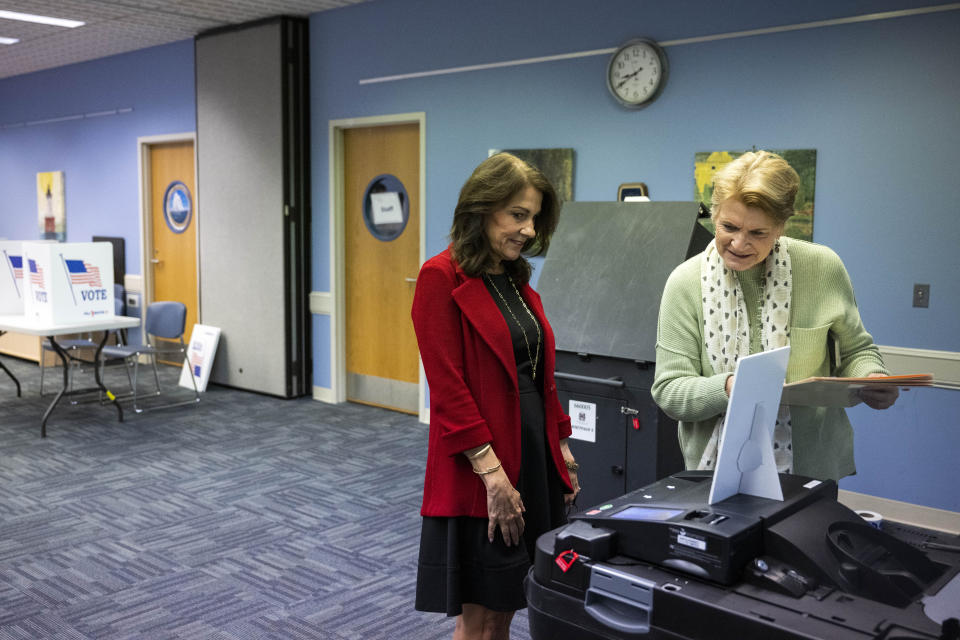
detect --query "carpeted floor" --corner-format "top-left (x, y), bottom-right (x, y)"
top-left (0, 356), bottom-right (533, 639)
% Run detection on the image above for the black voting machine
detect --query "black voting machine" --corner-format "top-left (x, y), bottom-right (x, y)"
top-left (538, 201), bottom-right (711, 508)
top-left (525, 472), bottom-right (960, 640)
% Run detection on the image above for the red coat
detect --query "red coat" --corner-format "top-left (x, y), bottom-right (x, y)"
top-left (412, 249), bottom-right (573, 518)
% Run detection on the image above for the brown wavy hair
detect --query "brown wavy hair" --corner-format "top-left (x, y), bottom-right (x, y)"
top-left (450, 153), bottom-right (560, 284)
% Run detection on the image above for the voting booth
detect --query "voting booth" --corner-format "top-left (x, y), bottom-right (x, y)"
top-left (22, 241), bottom-right (115, 324)
top-left (1, 240), bottom-right (27, 315)
top-left (537, 201), bottom-right (711, 509)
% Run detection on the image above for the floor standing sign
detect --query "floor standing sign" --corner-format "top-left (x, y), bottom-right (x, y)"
top-left (22, 241), bottom-right (115, 324)
top-left (179, 324), bottom-right (221, 392)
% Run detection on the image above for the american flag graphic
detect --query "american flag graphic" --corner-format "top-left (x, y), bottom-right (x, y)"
top-left (8, 255), bottom-right (22, 280)
top-left (29, 259), bottom-right (45, 288)
top-left (189, 350), bottom-right (204, 377)
top-left (65, 259), bottom-right (102, 287)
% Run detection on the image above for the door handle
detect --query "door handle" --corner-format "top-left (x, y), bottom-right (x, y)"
top-left (405, 277), bottom-right (417, 283)
top-left (150, 258), bottom-right (162, 264)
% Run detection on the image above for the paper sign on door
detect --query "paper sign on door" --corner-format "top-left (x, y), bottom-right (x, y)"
top-left (370, 192), bottom-right (404, 225)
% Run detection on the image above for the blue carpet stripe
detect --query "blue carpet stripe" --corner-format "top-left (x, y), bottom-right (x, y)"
top-left (0, 581), bottom-right (43, 626)
top-left (0, 613), bottom-right (90, 640)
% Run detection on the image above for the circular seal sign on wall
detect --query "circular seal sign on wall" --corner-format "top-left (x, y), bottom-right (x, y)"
top-left (362, 174), bottom-right (409, 242)
top-left (163, 181), bottom-right (193, 234)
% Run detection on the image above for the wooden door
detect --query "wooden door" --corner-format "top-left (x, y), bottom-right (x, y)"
top-left (149, 141), bottom-right (197, 361)
top-left (343, 123), bottom-right (420, 413)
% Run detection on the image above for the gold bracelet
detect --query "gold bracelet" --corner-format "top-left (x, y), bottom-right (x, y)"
top-left (473, 461), bottom-right (502, 475)
top-left (466, 443), bottom-right (492, 460)
top-left (565, 459), bottom-right (579, 471)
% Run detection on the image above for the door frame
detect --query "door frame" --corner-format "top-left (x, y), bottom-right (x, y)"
top-left (136, 132), bottom-right (200, 320)
top-left (327, 112), bottom-right (426, 421)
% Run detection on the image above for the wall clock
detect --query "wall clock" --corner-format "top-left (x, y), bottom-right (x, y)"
top-left (607, 38), bottom-right (668, 109)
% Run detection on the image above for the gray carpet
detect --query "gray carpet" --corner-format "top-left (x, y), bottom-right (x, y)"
top-left (0, 357), bottom-right (533, 639)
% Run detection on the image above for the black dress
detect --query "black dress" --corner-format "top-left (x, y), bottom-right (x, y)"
top-left (414, 272), bottom-right (567, 616)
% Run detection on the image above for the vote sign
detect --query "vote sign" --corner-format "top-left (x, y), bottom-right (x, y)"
top-left (22, 241), bottom-right (115, 324)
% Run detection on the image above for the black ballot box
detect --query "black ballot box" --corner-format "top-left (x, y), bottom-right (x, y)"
top-left (525, 475), bottom-right (960, 640)
top-left (554, 352), bottom-right (682, 509)
top-left (539, 201), bottom-right (712, 509)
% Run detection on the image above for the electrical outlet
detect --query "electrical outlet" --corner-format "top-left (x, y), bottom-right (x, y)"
top-left (913, 283), bottom-right (930, 308)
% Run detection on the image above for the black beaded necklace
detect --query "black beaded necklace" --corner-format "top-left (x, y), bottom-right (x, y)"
top-left (484, 272), bottom-right (542, 379)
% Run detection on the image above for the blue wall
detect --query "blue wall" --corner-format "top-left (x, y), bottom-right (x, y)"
top-left (845, 389), bottom-right (958, 508)
top-left (0, 40), bottom-right (196, 274)
top-left (309, 0), bottom-right (960, 511)
top-left (310, 0), bottom-right (959, 351)
top-left (1, 0), bottom-right (957, 511)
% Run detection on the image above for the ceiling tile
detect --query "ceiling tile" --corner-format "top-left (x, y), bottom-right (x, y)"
top-left (0, 0), bottom-right (367, 80)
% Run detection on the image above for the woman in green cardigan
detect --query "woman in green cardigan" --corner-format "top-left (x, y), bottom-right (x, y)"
top-left (652, 151), bottom-right (898, 481)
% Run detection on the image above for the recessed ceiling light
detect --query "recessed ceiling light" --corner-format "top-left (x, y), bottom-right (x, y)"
top-left (0, 10), bottom-right (85, 28)
top-left (0, 36), bottom-right (21, 44)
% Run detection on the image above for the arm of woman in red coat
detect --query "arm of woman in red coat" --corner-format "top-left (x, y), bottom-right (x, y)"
top-left (412, 259), bottom-right (495, 453)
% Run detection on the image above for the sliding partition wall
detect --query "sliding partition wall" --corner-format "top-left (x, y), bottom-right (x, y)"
top-left (195, 17), bottom-right (310, 397)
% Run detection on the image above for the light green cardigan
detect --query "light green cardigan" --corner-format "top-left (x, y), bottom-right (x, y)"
top-left (651, 237), bottom-right (887, 481)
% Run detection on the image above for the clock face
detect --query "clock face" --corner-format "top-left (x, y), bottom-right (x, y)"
top-left (607, 39), bottom-right (667, 108)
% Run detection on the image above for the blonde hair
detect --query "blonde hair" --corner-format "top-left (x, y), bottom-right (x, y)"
top-left (710, 151), bottom-right (799, 225)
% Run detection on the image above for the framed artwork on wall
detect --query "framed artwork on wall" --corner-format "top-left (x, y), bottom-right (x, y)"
top-left (37, 171), bottom-right (65, 241)
top-left (491, 147), bottom-right (575, 203)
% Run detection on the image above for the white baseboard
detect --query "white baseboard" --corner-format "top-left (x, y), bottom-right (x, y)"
top-left (838, 489), bottom-right (960, 534)
top-left (312, 385), bottom-right (336, 403)
top-left (878, 344), bottom-right (960, 390)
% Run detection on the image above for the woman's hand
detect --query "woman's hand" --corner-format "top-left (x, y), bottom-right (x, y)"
top-left (465, 444), bottom-right (525, 545)
top-left (481, 470), bottom-right (525, 546)
top-left (564, 467), bottom-right (580, 506)
top-left (859, 372), bottom-right (900, 410)
top-left (559, 438), bottom-right (581, 506)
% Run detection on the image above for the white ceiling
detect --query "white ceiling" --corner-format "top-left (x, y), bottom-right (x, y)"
top-left (0, 0), bottom-right (368, 80)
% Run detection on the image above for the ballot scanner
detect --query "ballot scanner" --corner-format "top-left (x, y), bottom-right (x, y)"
top-left (525, 471), bottom-right (960, 639)
top-left (526, 349), bottom-right (960, 638)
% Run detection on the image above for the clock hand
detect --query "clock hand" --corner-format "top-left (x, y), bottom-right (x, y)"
top-left (616, 67), bottom-right (643, 89)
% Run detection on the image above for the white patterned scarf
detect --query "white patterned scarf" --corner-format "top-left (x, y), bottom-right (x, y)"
top-left (698, 238), bottom-right (795, 473)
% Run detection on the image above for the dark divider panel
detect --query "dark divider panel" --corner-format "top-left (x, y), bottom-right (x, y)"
top-left (538, 202), bottom-right (710, 508)
top-left (92, 236), bottom-right (125, 288)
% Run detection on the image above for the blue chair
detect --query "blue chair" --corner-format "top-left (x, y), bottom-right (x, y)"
top-left (113, 284), bottom-right (128, 343)
top-left (99, 301), bottom-right (199, 413)
top-left (115, 284), bottom-right (125, 314)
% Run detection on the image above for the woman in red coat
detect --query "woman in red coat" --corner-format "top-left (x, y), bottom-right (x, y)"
top-left (413, 153), bottom-right (581, 639)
